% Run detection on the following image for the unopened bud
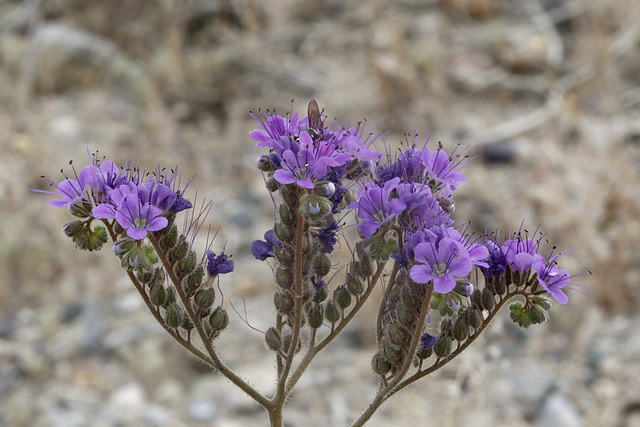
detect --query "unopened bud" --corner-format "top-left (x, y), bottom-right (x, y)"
top-left (396, 305), bottom-right (416, 326)
top-left (275, 267), bottom-right (294, 289)
top-left (481, 288), bottom-right (495, 311)
top-left (313, 255), bottom-right (332, 277)
top-left (63, 220), bottom-right (84, 237)
top-left (314, 182), bottom-right (336, 197)
top-left (265, 327), bottom-right (282, 351)
top-left (149, 283), bottom-right (166, 305)
top-left (194, 288), bottom-right (215, 308)
top-left (256, 155), bottom-right (274, 172)
top-left (165, 304), bottom-right (181, 328)
top-left (466, 307), bottom-right (482, 330)
top-left (274, 222), bottom-right (293, 243)
top-left (452, 317), bottom-right (469, 341)
top-left (434, 335), bottom-right (452, 358)
top-left (372, 353), bottom-right (392, 376)
top-left (274, 291), bottom-right (294, 314)
top-left (382, 340), bottom-right (402, 361)
top-left (279, 203), bottom-right (297, 227)
top-left (388, 325), bottom-right (409, 345)
top-left (313, 285), bottom-right (328, 303)
top-left (159, 225), bottom-right (178, 251)
top-left (530, 305), bottom-right (548, 325)
top-left (333, 286), bottom-right (352, 309)
top-left (307, 304), bottom-right (324, 329)
top-left (209, 307), bottom-right (229, 332)
top-left (358, 253), bottom-right (373, 277)
top-left (325, 300), bottom-right (340, 323)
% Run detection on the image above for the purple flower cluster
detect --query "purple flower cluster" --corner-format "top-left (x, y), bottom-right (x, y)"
top-left (35, 154), bottom-right (192, 240)
top-left (249, 101), bottom-right (584, 304)
top-left (249, 107), bottom-right (382, 190)
top-left (483, 228), bottom-right (586, 304)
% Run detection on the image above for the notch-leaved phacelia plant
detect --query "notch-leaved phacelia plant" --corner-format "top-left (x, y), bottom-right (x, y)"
top-left (34, 100), bottom-right (587, 426)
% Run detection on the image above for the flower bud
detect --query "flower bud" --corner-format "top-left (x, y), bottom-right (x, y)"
top-left (434, 335), bottom-right (452, 358)
top-left (63, 220), bottom-right (84, 237)
top-left (181, 315), bottom-right (193, 331)
top-left (358, 253), bottom-right (373, 277)
top-left (266, 176), bottom-right (279, 193)
top-left (314, 182), bottom-right (336, 197)
top-left (274, 244), bottom-right (293, 265)
top-left (346, 273), bottom-right (363, 295)
top-left (396, 305), bottom-right (417, 326)
top-left (300, 193), bottom-right (332, 221)
top-left (274, 222), bottom-right (293, 243)
top-left (209, 307), bottom-right (229, 332)
top-left (313, 285), bottom-right (328, 303)
top-left (530, 305), bottom-right (548, 325)
top-left (175, 250), bottom-right (196, 279)
top-left (162, 286), bottom-right (176, 308)
top-left (169, 236), bottom-right (189, 263)
top-left (274, 291), bottom-right (294, 314)
top-left (313, 255), bottom-right (332, 277)
top-left (279, 203), bottom-right (297, 227)
top-left (372, 353), bottom-right (392, 376)
top-left (325, 300), bottom-right (340, 323)
top-left (307, 304), bottom-right (324, 329)
top-left (382, 340), bottom-right (402, 361)
top-left (149, 283), bottom-right (166, 305)
top-left (481, 288), bottom-right (495, 311)
top-left (113, 238), bottom-right (134, 256)
top-left (465, 307), bottom-right (482, 330)
top-left (333, 286), bottom-right (352, 309)
top-left (471, 289), bottom-right (483, 310)
top-left (194, 288), bottom-right (215, 308)
top-left (184, 265), bottom-right (204, 293)
top-left (493, 275), bottom-right (507, 296)
top-left (281, 184), bottom-right (300, 209)
top-left (265, 327), bottom-right (282, 351)
top-left (416, 346), bottom-right (433, 360)
top-left (69, 201), bottom-right (92, 218)
top-left (275, 267), bottom-right (294, 289)
top-left (388, 325), bottom-right (409, 345)
top-left (256, 155), bottom-right (274, 172)
top-left (452, 317), bottom-right (469, 341)
top-left (165, 304), bottom-right (181, 328)
top-left (159, 225), bottom-right (178, 252)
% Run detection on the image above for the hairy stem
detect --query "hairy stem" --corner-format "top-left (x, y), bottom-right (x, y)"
top-left (284, 260), bottom-right (386, 395)
top-left (350, 284), bottom-right (434, 427)
top-left (143, 230), bottom-right (270, 408)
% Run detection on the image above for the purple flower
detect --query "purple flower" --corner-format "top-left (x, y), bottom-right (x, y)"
top-left (534, 263), bottom-right (571, 304)
top-left (421, 143), bottom-right (468, 196)
top-left (251, 230), bottom-right (281, 261)
top-left (36, 165), bottom-right (95, 208)
top-left (206, 251), bottom-right (235, 277)
top-left (409, 237), bottom-right (472, 294)
top-left (348, 177), bottom-right (407, 238)
top-left (317, 221), bottom-right (339, 254)
top-left (114, 193), bottom-right (169, 239)
top-left (419, 332), bottom-right (437, 350)
top-left (482, 241), bottom-right (508, 278)
top-left (273, 149), bottom-right (323, 189)
top-left (501, 237), bottom-right (544, 272)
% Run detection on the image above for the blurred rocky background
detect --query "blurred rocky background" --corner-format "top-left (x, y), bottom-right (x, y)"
top-left (2, 0), bottom-right (640, 425)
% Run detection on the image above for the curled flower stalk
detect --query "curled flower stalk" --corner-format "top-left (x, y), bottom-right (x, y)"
top-left (36, 101), bottom-right (587, 427)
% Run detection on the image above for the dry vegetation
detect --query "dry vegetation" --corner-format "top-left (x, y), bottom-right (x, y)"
top-left (1, 0), bottom-right (639, 426)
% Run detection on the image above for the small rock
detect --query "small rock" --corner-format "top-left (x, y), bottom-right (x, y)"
top-left (538, 392), bottom-right (582, 427)
top-left (189, 398), bottom-right (218, 422)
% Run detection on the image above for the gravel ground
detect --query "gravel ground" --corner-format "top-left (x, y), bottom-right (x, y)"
top-left (1, 0), bottom-right (640, 426)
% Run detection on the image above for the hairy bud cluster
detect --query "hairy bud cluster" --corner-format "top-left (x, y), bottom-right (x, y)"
top-left (372, 278), bottom-right (427, 377)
